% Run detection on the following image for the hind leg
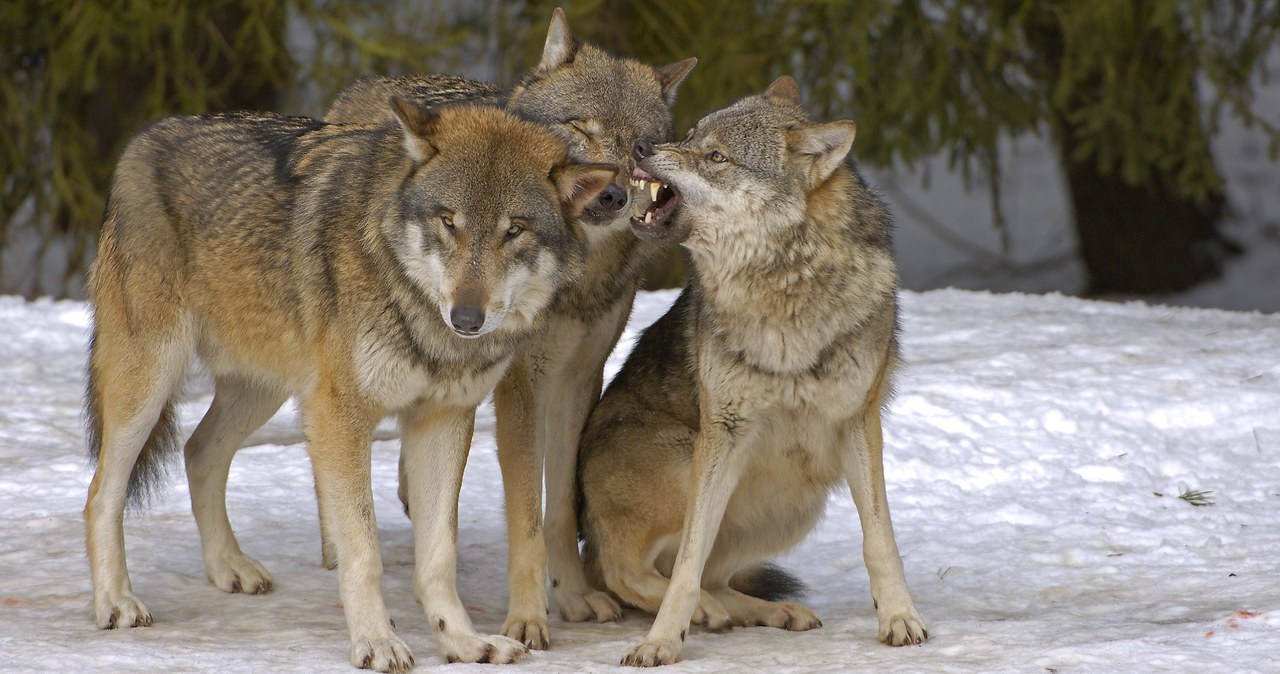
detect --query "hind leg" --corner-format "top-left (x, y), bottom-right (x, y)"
top-left (84, 333), bottom-right (190, 629)
top-left (706, 586), bottom-right (821, 630)
top-left (598, 538), bottom-right (733, 633)
top-left (185, 376), bottom-right (287, 594)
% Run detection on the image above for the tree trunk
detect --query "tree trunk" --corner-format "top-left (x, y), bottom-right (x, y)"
top-left (1025, 4), bottom-right (1232, 296)
top-left (1058, 130), bottom-right (1227, 295)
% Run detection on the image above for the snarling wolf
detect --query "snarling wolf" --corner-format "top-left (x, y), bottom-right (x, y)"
top-left (84, 100), bottom-right (615, 670)
top-left (578, 77), bottom-right (928, 666)
top-left (323, 8), bottom-right (696, 649)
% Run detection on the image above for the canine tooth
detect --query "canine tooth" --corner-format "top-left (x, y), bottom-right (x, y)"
top-left (649, 182), bottom-right (660, 201)
top-left (644, 211), bottom-right (653, 223)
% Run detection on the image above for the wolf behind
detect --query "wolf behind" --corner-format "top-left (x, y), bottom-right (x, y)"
top-left (578, 77), bottom-right (928, 666)
top-left (323, 8), bottom-right (697, 649)
top-left (83, 101), bottom-right (616, 670)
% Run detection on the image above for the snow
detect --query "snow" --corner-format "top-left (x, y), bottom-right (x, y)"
top-left (1, 288), bottom-right (1278, 673)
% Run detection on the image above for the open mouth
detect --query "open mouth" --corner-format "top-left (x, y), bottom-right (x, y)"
top-left (629, 168), bottom-right (682, 239)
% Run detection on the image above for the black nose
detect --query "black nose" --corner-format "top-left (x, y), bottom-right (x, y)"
top-left (450, 306), bottom-right (484, 334)
top-left (596, 184), bottom-right (627, 212)
top-left (633, 139), bottom-right (654, 161)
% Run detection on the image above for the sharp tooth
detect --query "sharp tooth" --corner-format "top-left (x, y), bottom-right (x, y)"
top-left (644, 211), bottom-right (653, 223)
top-left (649, 182), bottom-right (660, 201)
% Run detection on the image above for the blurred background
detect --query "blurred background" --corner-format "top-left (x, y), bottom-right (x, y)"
top-left (3, 0), bottom-right (1278, 310)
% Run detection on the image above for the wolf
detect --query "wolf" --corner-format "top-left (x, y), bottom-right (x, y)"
top-left (322, 8), bottom-right (697, 650)
top-left (83, 100), bottom-right (617, 671)
top-left (577, 77), bottom-right (929, 666)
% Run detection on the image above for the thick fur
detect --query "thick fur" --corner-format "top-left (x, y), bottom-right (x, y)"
top-left (578, 78), bottom-right (928, 667)
top-left (322, 8), bottom-right (696, 649)
top-left (83, 102), bottom-right (616, 671)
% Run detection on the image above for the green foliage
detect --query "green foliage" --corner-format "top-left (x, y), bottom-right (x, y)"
top-left (1178, 488), bottom-right (1215, 507)
top-left (3, 0), bottom-right (1278, 296)
top-left (0, 0), bottom-right (480, 296)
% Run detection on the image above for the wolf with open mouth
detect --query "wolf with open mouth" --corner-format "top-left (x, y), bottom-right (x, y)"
top-left (581, 76), bottom-right (928, 667)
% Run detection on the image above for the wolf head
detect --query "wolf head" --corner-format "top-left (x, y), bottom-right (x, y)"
top-left (385, 99), bottom-right (617, 338)
top-left (508, 8), bottom-right (696, 228)
top-left (628, 77), bottom-right (857, 249)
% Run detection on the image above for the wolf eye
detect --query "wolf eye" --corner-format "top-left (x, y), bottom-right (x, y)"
top-left (440, 213), bottom-right (455, 230)
top-left (706, 150), bottom-right (727, 163)
top-left (565, 120), bottom-right (591, 138)
top-left (505, 222), bottom-right (525, 239)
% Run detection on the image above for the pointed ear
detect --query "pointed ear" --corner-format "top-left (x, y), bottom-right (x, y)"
top-left (788, 120), bottom-right (856, 185)
top-left (537, 7), bottom-right (577, 73)
top-left (765, 76), bottom-right (803, 106)
top-left (655, 57), bottom-right (697, 106)
top-left (389, 96), bottom-right (440, 163)
top-left (552, 162), bottom-right (619, 218)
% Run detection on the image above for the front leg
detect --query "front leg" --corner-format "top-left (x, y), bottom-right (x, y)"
top-left (303, 387), bottom-right (413, 673)
top-left (544, 306), bottom-right (631, 625)
top-left (842, 375), bottom-right (927, 646)
top-left (543, 364), bottom-right (621, 624)
top-left (622, 422), bottom-right (748, 667)
top-left (493, 358), bottom-right (551, 649)
top-left (400, 403), bottom-right (528, 665)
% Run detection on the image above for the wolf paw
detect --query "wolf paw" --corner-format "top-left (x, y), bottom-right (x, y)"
top-left (501, 614), bottom-right (550, 650)
top-left (878, 610), bottom-right (928, 646)
top-left (350, 633), bottom-right (414, 672)
top-left (621, 638), bottom-right (682, 667)
top-left (743, 600), bottom-right (823, 631)
top-left (441, 633), bottom-right (528, 664)
top-left (206, 552), bottom-right (274, 594)
top-left (554, 588), bottom-right (621, 623)
top-left (693, 596), bottom-right (733, 633)
top-left (95, 592), bottom-right (153, 629)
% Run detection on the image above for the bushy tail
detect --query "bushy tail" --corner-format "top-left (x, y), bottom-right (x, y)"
top-left (85, 334), bottom-right (181, 511)
top-left (729, 563), bottom-right (808, 602)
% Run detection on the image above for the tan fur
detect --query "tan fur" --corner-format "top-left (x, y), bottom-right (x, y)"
top-left (83, 103), bottom-right (615, 671)
top-left (321, 8), bottom-right (696, 649)
top-left (578, 78), bottom-right (927, 666)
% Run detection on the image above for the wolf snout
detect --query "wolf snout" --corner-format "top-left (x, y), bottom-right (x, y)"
top-left (449, 305), bottom-right (485, 336)
top-left (633, 139), bottom-right (655, 161)
top-left (596, 184), bottom-right (628, 212)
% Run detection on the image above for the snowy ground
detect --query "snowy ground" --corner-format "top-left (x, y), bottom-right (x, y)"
top-left (1, 288), bottom-right (1278, 673)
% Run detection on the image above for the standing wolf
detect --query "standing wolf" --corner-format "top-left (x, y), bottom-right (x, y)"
top-left (577, 77), bottom-right (928, 666)
top-left (83, 100), bottom-right (616, 670)
top-left (323, 9), bottom-right (696, 649)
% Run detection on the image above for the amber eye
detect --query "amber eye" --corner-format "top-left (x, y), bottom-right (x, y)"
top-left (706, 150), bottom-right (727, 163)
top-left (440, 214), bottom-right (455, 229)
top-left (565, 120), bottom-right (591, 137)
top-left (505, 222), bottom-right (525, 239)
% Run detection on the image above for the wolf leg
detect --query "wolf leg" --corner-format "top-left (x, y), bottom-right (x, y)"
top-left (706, 586), bottom-right (822, 630)
top-left (304, 386), bottom-right (412, 673)
top-left (600, 554), bottom-right (732, 633)
top-left (185, 376), bottom-right (287, 594)
top-left (85, 328), bottom-right (190, 629)
top-left (843, 367), bottom-right (927, 647)
top-left (621, 425), bottom-right (748, 667)
top-left (493, 358), bottom-right (552, 649)
top-left (543, 309), bottom-right (628, 624)
top-left (401, 403), bottom-right (528, 665)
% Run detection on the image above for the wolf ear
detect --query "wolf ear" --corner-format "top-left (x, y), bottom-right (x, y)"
top-left (552, 162), bottom-right (619, 218)
top-left (655, 57), bottom-right (697, 106)
top-left (788, 120), bottom-right (857, 185)
top-left (538, 7), bottom-right (578, 73)
top-left (765, 76), bottom-right (803, 106)
top-left (389, 96), bottom-right (440, 163)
